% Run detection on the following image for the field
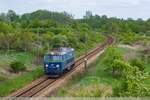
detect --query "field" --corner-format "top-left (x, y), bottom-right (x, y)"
top-left (58, 46), bottom-right (150, 97)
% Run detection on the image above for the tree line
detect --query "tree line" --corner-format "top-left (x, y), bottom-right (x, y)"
top-left (0, 10), bottom-right (149, 55)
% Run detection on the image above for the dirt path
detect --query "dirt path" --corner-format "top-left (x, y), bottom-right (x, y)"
top-left (118, 44), bottom-right (138, 50)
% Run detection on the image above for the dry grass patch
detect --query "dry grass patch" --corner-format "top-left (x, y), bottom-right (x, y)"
top-left (66, 84), bottom-right (112, 97)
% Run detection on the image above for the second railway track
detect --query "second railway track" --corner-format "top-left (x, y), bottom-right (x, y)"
top-left (9, 36), bottom-right (114, 97)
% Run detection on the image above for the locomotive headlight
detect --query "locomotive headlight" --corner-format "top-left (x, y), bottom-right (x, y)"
top-left (45, 64), bottom-right (48, 68)
top-left (56, 64), bottom-right (60, 68)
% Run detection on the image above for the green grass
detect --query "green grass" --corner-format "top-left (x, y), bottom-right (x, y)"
top-left (117, 47), bottom-right (132, 54)
top-left (12, 53), bottom-right (34, 65)
top-left (0, 67), bottom-right (43, 97)
top-left (0, 52), bottom-right (34, 67)
top-left (145, 64), bottom-right (150, 72)
top-left (58, 47), bottom-right (132, 97)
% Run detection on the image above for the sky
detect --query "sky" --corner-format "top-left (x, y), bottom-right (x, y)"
top-left (0, 0), bottom-right (150, 19)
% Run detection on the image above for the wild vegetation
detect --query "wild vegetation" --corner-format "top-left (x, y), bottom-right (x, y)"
top-left (0, 10), bottom-right (150, 96)
top-left (59, 46), bottom-right (150, 97)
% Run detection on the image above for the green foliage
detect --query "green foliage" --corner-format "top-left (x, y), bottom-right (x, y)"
top-left (52, 34), bottom-right (68, 48)
top-left (21, 10), bottom-right (73, 24)
top-left (0, 22), bottom-right (13, 33)
top-left (116, 76), bottom-right (150, 97)
top-left (7, 10), bottom-right (19, 22)
top-left (102, 46), bottom-right (150, 97)
top-left (113, 60), bottom-right (150, 97)
top-left (59, 47), bottom-right (150, 97)
top-left (10, 61), bottom-right (26, 73)
top-left (0, 32), bottom-right (15, 51)
top-left (12, 32), bottom-right (36, 52)
top-left (0, 10), bottom-right (149, 54)
top-left (102, 46), bottom-right (123, 76)
top-left (66, 33), bottom-right (80, 48)
top-left (115, 32), bottom-right (149, 45)
top-left (130, 58), bottom-right (145, 71)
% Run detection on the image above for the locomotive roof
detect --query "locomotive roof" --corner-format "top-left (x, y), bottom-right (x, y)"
top-left (46, 47), bottom-right (74, 55)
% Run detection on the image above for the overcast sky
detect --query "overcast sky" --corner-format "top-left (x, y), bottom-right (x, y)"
top-left (0, 0), bottom-right (150, 19)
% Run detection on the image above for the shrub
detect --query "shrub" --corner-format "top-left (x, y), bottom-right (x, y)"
top-left (113, 60), bottom-right (150, 97)
top-left (10, 61), bottom-right (26, 73)
top-left (130, 58), bottom-right (145, 71)
top-left (102, 46), bottom-right (123, 77)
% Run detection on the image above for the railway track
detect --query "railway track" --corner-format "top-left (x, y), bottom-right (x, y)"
top-left (9, 36), bottom-right (114, 97)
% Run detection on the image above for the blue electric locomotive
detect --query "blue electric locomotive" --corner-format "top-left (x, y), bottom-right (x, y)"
top-left (44, 47), bottom-right (75, 76)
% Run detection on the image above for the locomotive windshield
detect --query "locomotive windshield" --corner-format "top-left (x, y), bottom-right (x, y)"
top-left (52, 55), bottom-right (62, 60)
top-left (44, 55), bottom-right (62, 62)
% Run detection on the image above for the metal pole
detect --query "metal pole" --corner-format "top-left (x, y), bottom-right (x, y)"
top-left (37, 28), bottom-right (40, 65)
top-left (84, 32), bottom-right (88, 71)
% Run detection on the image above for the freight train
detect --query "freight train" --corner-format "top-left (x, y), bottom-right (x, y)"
top-left (44, 47), bottom-right (75, 77)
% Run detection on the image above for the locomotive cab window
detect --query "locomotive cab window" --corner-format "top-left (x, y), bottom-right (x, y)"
top-left (44, 55), bottom-right (62, 61)
top-left (52, 56), bottom-right (62, 61)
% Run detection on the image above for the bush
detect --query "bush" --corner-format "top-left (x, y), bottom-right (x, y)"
top-left (130, 59), bottom-right (145, 71)
top-left (10, 61), bottom-right (26, 73)
top-left (113, 60), bottom-right (150, 97)
top-left (102, 46), bottom-right (123, 77)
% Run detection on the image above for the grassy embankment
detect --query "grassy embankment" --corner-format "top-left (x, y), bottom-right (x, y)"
top-left (57, 47), bottom-right (142, 97)
top-left (0, 36), bottom-right (105, 96)
top-left (0, 67), bottom-right (43, 96)
top-left (0, 52), bottom-right (35, 80)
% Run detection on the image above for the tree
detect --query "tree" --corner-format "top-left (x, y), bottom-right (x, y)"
top-left (0, 32), bottom-right (5, 49)
top-left (12, 32), bottom-right (35, 52)
top-left (5, 33), bottom-right (14, 53)
top-left (102, 46), bottom-right (123, 77)
top-left (21, 10), bottom-right (73, 24)
top-left (51, 34), bottom-right (68, 48)
top-left (66, 32), bottom-right (80, 48)
top-left (41, 32), bottom-right (54, 50)
top-left (0, 13), bottom-right (8, 22)
top-left (101, 21), bottom-right (120, 34)
top-left (0, 22), bottom-right (13, 33)
top-left (0, 32), bottom-right (15, 53)
top-left (7, 10), bottom-right (19, 23)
